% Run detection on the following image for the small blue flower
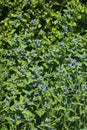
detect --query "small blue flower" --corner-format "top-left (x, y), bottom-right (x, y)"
top-left (17, 116), bottom-right (21, 119)
top-left (78, 36), bottom-right (81, 42)
top-left (39, 84), bottom-right (43, 87)
top-left (36, 73), bottom-right (40, 77)
top-left (11, 118), bottom-right (15, 122)
top-left (23, 41), bottom-right (26, 44)
top-left (7, 54), bottom-right (11, 57)
top-left (43, 87), bottom-right (46, 91)
top-left (33, 67), bottom-right (38, 72)
top-left (37, 78), bottom-right (42, 81)
top-left (33, 82), bottom-right (37, 87)
top-left (32, 75), bottom-right (35, 78)
top-left (60, 42), bottom-right (65, 47)
top-left (64, 26), bottom-right (68, 32)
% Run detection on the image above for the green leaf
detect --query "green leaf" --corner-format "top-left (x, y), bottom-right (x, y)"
top-left (35, 109), bottom-right (45, 117)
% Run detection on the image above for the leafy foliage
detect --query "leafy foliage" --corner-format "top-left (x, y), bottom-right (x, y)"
top-left (0, 0), bottom-right (87, 129)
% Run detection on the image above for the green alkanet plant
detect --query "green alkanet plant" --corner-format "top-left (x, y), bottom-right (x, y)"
top-left (0, 0), bottom-right (87, 129)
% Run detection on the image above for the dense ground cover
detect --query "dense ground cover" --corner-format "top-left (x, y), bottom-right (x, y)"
top-left (0, 0), bottom-right (87, 129)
